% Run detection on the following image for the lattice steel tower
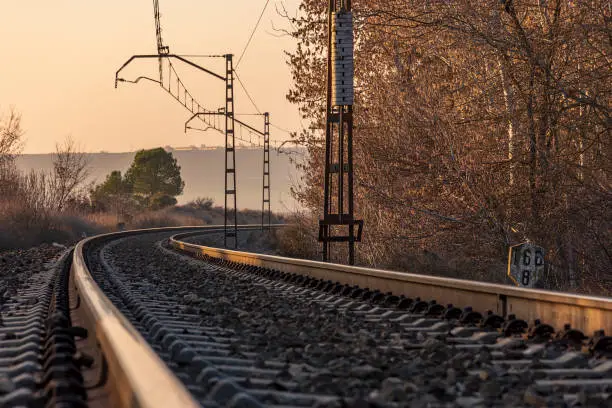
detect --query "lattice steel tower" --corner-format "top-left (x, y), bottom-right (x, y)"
top-left (262, 113), bottom-right (271, 230)
top-left (319, 0), bottom-right (363, 265)
top-left (224, 55), bottom-right (238, 248)
top-left (118, 1), bottom-right (264, 249)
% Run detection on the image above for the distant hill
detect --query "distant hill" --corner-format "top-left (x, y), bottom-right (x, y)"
top-left (16, 148), bottom-right (304, 212)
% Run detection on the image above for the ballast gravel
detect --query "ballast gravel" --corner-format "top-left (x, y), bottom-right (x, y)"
top-left (0, 244), bottom-right (65, 309)
top-left (90, 232), bottom-right (609, 408)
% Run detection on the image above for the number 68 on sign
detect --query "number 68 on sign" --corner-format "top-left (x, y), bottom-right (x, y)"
top-left (507, 242), bottom-right (545, 288)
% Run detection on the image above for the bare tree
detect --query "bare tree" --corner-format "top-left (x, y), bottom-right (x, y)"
top-left (0, 107), bottom-right (24, 168)
top-left (51, 136), bottom-right (90, 212)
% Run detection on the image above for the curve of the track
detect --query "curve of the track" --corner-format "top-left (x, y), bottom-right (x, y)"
top-left (82, 228), bottom-right (612, 408)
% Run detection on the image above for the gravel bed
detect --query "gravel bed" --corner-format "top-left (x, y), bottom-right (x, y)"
top-left (0, 244), bottom-right (65, 308)
top-left (86, 231), bottom-right (612, 408)
top-left (0, 245), bottom-right (88, 407)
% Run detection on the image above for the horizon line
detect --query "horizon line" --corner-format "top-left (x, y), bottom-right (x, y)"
top-left (20, 145), bottom-right (303, 155)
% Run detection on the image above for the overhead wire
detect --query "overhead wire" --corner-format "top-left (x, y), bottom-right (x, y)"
top-left (233, 70), bottom-right (299, 147)
top-left (164, 59), bottom-right (277, 150)
top-left (164, 58), bottom-right (221, 133)
top-left (235, 0), bottom-right (271, 69)
top-left (233, 72), bottom-right (298, 143)
top-left (161, 59), bottom-right (266, 148)
top-left (233, 70), bottom-right (263, 114)
top-left (128, 1), bottom-right (284, 159)
top-left (155, 2), bottom-right (296, 151)
top-left (270, 123), bottom-right (294, 135)
top-left (233, 0), bottom-right (301, 144)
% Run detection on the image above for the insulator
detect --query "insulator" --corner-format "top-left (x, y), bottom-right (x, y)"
top-left (331, 11), bottom-right (354, 106)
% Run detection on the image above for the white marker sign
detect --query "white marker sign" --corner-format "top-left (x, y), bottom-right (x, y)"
top-left (331, 11), bottom-right (354, 106)
top-left (507, 242), bottom-right (545, 288)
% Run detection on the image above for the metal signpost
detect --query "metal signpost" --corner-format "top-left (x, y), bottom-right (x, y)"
top-left (319, 0), bottom-right (363, 265)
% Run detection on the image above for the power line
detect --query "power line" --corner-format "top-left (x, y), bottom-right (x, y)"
top-left (235, 0), bottom-right (270, 69)
top-left (233, 69), bottom-right (262, 114)
top-left (270, 123), bottom-right (294, 135)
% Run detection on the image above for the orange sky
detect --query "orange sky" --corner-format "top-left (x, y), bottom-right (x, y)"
top-left (0, 1), bottom-right (302, 153)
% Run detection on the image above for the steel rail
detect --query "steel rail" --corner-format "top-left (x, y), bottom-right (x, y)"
top-left (71, 227), bottom-right (209, 408)
top-left (71, 225), bottom-right (269, 407)
top-left (169, 234), bottom-right (612, 336)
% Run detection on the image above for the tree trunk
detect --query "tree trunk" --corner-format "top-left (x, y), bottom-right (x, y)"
top-left (498, 57), bottom-right (517, 186)
top-left (526, 69), bottom-right (539, 224)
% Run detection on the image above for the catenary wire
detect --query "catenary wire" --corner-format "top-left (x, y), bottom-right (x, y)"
top-left (234, 70), bottom-right (263, 114)
top-left (235, 0), bottom-right (271, 69)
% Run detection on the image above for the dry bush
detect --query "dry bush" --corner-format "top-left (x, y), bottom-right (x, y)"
top-left (51, 136), bottom-right (90, 211)
top-left (127, 209), bottom-right (204, 230)
top-left (0, 196), bottom-right (102, 250)
top-left (0, 168), bottom-right (84, 246)
top-left (186, 197), bottom-right (214, 211)
top-left (85, 212), bottom-right (122, 230)
top-left (0, 108), bottom-right (24, 167)
top-left (275, 211), bottom-right (320, 260)
top-left (176, 198), bottom-right (285, 226)
top-left (0, 114), bottom-right (98, 249)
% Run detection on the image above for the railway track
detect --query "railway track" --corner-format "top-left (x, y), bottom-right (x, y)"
top-left (1, 226), bottom-right (611, 407)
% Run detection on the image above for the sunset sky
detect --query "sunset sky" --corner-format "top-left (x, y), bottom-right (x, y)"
top-left (0, 1), bottom-right (302, 153)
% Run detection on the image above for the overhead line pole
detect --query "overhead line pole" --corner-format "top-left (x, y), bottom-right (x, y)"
top-left (319, 0), bottom-right (363, 265)
top-left (115, 52), bottom-right (240, 247)
top-left (118, 0), bottom-right (276, 248)
top-left (262, 112), bottom-right (271, 231)
top-left (186, 111), bottom-right (272, 232)
top-left (224, 55), bottom-right (238, 248)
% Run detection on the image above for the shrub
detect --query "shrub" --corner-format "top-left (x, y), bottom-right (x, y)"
top-left (189, 197), bottom-right (214, 210)
top-left (128, 209), bottom-right (203, 230)
top-left (149, 194), bottom-right (177, 210)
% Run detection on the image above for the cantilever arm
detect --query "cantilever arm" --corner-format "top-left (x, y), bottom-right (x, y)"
top-left (184, 113), bottom-right (199, 133)
top-left (185, 125), bottom-right (214, 133)
top-left (234, 117), bottom-right (265, 137)
top-left (184, 111), bottom-right (222, 133)
top-left (115, 54), bottom-right (225, 88)
top-left (276, 139), bottom-right (301, 154)
top-left (172, 55), bottom-right (225, 81)
top-left (184, 113), bottom-right (201, 133)
top-left (116, 76), bottom-right (161, 86)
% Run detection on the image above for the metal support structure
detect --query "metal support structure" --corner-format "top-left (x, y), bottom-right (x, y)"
top-left (185, 111), bottom-right (271, 233)
top-left (153, 0), bottom-right (170, 82)
top-left (262, 112), bottom-right (271, 230)
top-left (116, 54), bottom-right (225, 87)
top-left (118, 0), bottom-right (275, 249)
top-left (224, 55), bottom-right (238, 248)
top-left (318, 0), bottom-right (363, 265)
top-left (153, 0), bottom-right (169, 55)
top-left (116, 53), bottom-right (241, 249)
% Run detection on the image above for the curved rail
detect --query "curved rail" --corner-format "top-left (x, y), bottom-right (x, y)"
top-left (70, 225), bottom-right (263, 408)
top-left (170, 233), bottom-right (612, 336)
